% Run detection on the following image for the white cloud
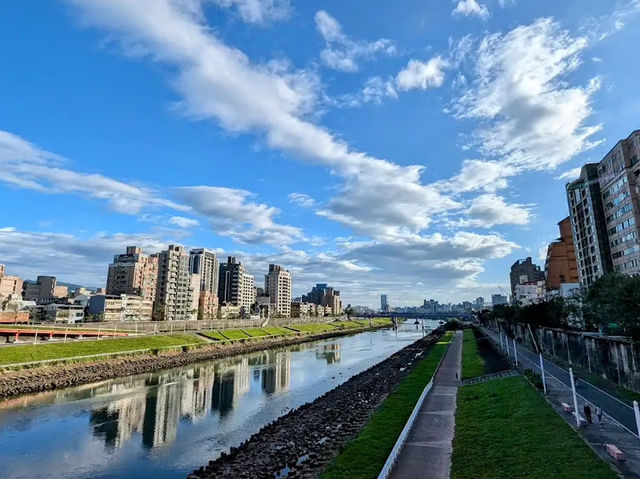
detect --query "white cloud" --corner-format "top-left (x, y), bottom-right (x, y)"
top-left (458, 194), bottom-right (533, 228)
top-left (168, 216), bottom-right (200, 228)
top-left (555, 166), bottom-right (582, 181)
top-left (334, 56), bottom-right (448, 107)
top-left (212, 0), bottom-right (290, 25)
top-left (452, 0), bottom-right (490, 20)
top-left (0, 227), bottom-right (169, 286)
top-left (0, 129), bottom-right (184, 214)
top-left (453, 18), bottom-right (602, 172)
top-left (396, 57), bottom-right (449, 91)
top-left (176, 186), bottom-right (304, 245)
top-left (67, 0), bottom-right (461, 240)
top-left (288, 192), bottom-right (316, 208)
top-left (438, 159), bottom-right (514, 193)
top-left (315, 10), bottom-right (395, 72)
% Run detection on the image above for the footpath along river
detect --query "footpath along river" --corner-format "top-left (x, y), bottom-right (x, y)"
top-left (0, 320), bottom-right (438, 478)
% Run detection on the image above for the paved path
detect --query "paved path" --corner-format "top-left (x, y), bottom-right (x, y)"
top-left (481, 326), bottom-right (637, 436)
top-left (390, 330), bottom-right (462, 479)
top-left (481, 326), bottom-right (640, 477)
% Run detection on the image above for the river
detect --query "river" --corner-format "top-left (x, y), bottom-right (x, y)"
top-left (0, 321), bottom-right (438, 478)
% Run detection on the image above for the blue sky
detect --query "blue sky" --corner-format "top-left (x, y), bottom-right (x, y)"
top-left (1, 0), bottom-right (639, 307)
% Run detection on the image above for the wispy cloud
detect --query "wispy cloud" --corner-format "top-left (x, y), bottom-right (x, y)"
top-left (315, 10), bottom-right (395, 72)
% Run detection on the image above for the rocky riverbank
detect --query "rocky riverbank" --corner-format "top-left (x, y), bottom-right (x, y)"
top-left (0, 325), bottom-right (389, 399)
top-left (189, 330), bottom-right (443, 479)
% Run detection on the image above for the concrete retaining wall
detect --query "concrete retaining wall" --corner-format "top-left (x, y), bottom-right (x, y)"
top-left (488, 320), bottom-right (640, 392)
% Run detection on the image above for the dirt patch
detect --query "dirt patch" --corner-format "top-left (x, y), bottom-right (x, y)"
top-left (472, 327), bottom-right (510, 374)
top-left (189, 331), bottom-right (444, 479)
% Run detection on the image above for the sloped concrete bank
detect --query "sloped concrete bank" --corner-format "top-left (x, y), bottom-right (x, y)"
top-left (189, 330), bottom-right (443, 479)
top-left (0, 326), bottom-right (389, 399)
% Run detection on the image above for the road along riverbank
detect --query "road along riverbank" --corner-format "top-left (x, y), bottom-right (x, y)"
top-left (190, 329), bottom-right (444, 479)
top-left (0, 323), bottom-right (391, 399)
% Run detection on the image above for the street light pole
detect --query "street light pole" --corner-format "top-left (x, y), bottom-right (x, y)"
top-left (569, 367), bottom-right (580, 427)
top-left (539, 353), bottom-right (547, 394)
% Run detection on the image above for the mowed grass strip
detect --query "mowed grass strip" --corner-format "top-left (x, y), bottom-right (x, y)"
top-left (321, 333), bottom-right (452, 479)
top-left (291, 323), bottom-right (337, 333)
top-left (219, 329), bottom-right (251, 340)
top-left (242, 328), bottom-right (271, 338)
top-left (200, 331), bottom-right (227, 341)
top-left (451, 376), bottom-right (616, 479)
top-left (0, 333), bottom-right (205, 366)
top-left (461, 328), bottom-right (485, 379)
top-left (261, 327), bottom-right (295, 336)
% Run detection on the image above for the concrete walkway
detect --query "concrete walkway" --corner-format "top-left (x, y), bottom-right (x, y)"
top-left (390, 330), bottom-right (462, 479)
top-left (481, 326), bottom-right (640, 478)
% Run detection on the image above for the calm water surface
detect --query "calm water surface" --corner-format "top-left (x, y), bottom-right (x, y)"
top-left (0, 322), bottom-right (437, 478)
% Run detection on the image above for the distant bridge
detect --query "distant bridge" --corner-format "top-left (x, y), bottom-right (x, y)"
top-left (358, 312), bottom-right (474, 320)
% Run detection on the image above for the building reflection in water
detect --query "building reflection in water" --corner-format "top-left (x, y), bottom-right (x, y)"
top-left (89, 350), bottom-right (292, 450)
top-left (316, 343), bottom-right (341, 364)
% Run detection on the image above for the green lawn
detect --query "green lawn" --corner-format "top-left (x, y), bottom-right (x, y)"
top-left (200, 331), bottom-right (227, 341)
top-left (0, 333), bottom-right (205, 366)
top-left (261, 327), bottom-right (295, 336)
top-left (461, 328), bottom-right (485, 379)
top-left (242, 328), bottom-right (271, 337)
top-left (451, 376), bottom-right (616, 479)
top-left (322, 333), bottom-right (452, 479)
top-left (290, 323), bottom-right (337, 333)
top-left (219, 329), bottom-right (251, 340)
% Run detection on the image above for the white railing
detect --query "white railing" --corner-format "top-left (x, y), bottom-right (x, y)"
top-left (377, 337), bottom-right (451, 479)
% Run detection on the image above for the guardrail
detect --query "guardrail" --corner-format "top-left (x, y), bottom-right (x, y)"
top-left (377, 334), bottom-right (452, 479)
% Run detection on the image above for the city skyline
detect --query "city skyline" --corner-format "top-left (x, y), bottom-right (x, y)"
top-left (2, 1), bottom-right (640, 307)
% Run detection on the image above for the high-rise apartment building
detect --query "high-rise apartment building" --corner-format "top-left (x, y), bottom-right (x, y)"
top-left (544, 217), bottom-right (579, 290)
top-left (154, 245), bottom-right (197, 321)
top-left (302, 283), bottom-right (342, 315)
top-left (265, 264), bottom-right (292, 317)
top-left (106, 246), bottom-right (158, 302)
top-left (218, 256), bottom-right (253, 313)
top-left (566, 164), bottom-right (612, 286)
top-left (189, 249), bottom-right (219, 320)
top-left (189, 249), bottom-right (219, 297)
top-left (509, 257), bottom-right (545, 297)
top-left (380, 294), bottom-right (388, 312)
top-left (597, 130), bottom-right (640, 275)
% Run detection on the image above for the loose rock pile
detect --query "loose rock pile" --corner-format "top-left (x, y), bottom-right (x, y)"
top-left (0, 327), bottom-right (385, 399)
top-left (190, 330), bottom-right (442, 479)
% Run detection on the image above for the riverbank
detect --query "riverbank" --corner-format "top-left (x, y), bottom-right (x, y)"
top-left (0, 321), bottom-right (392, 399)
top-left (190, 330), bottom-right (444, 479)
top-left (451, 327), bottom-right (616, 479)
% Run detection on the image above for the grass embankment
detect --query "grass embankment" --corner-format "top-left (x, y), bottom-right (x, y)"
top-left (0, 319), bottom-right (393, 368)
top-left (461, 328), bottom-right (485, 379)
top-left (451, 376), bottom-right (616, 479)
top-left (321, 333), bottom-right (452, 479)
top-left (0, 333), bottom-right (205, 366)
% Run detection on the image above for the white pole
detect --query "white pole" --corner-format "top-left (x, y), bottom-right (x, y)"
top-left (513, 339), bottom-right (518, 366)
top-left (500, 332), bottom-right (504, 350)
top-left (566, 334), bottom-right (571, 364)
top-left (33, 331), bottom-right (38, 345)
top-left (539, 353), bottom-right (547, 394)
top-left (634, 401), bottom-right (640, 439)
top-left (569, 367), bottom-right (580, 427)
top-left (64, 328), bottom-right (68, 343)
top-left (506, 337), bottom-right (510, 356)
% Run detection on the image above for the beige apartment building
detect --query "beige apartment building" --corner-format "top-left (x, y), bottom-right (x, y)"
top-left (106, 246), bottom-right (158, 302)
top-left (265, 264), bottom-right (291, 318)
top-left (87, 294), bottom-right (153, 322)
top-left (23, 276), bottom-right (68, 303)
top-left (0, 264), bottom-right (23, 301)
top-left (154, 245), bottom-right (198, 321)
